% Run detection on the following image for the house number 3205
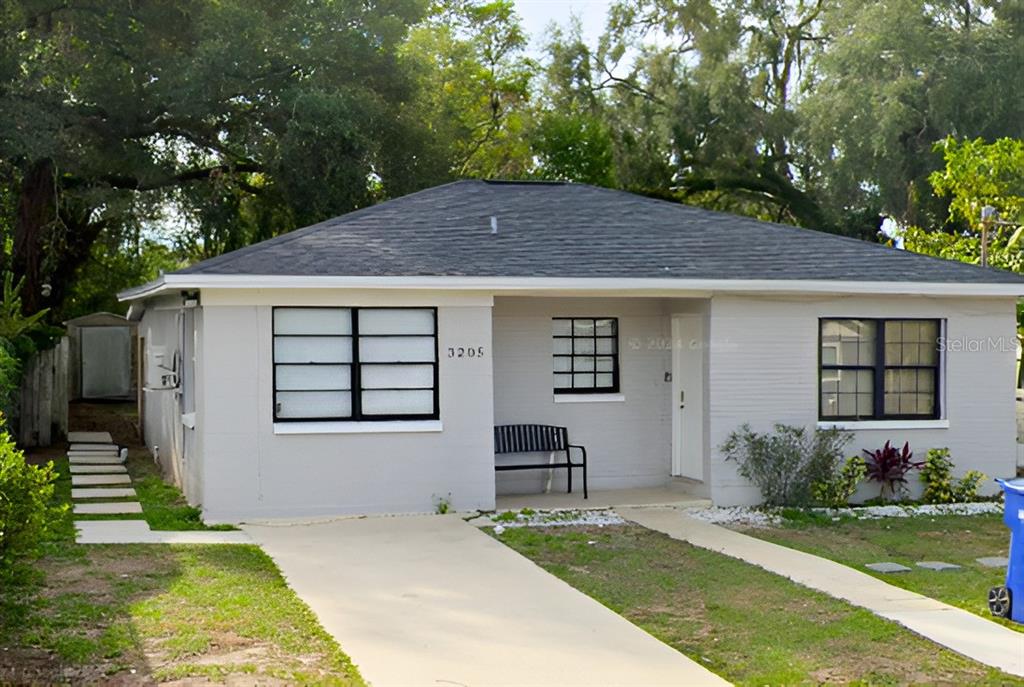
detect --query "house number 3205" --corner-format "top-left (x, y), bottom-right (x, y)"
top-left (447, 346), bottom-right (485, 358)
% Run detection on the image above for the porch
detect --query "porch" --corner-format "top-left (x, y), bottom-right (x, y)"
top-left (496, 480), bottom-right (711, 511)
top-left (491, 295), bottom-right (711, 502)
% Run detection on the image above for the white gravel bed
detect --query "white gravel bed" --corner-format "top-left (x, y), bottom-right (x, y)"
top-left (488, 508), bottom-right (626, 533)
top-left (682, 506), bottom-right (783, 528)
top-left (815, 501), bottom-right (1002, 519)
top-left (682, 501), bottom-right (1002, 528)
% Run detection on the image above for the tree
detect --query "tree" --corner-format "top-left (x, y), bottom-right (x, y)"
top-left (899, 137), bottom-right (1024, 273)
top-left (399, 0), bottom-right (537, 179)
top-left (0, 0), bottom-right (426, 315)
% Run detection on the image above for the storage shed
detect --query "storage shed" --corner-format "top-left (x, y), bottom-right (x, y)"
top-left (65, 312), bottom-right (137, 401)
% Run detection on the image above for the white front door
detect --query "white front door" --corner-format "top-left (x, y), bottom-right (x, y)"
top-left (671, 314), bottom-right (705, 480)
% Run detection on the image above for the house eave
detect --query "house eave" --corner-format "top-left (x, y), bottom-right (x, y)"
top-left (117, 274), bottom-right (1024, 301)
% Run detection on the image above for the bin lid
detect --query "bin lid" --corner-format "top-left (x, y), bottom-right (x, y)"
top-left (996, 477), bottom-right (1024, 494)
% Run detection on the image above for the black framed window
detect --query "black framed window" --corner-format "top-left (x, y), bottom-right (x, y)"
top-left (553, 317), bottom-right (619, 393)
top-left (273, 307), bottom-right (438, 421)
top-left (819, 318), bottom-right (940, 420)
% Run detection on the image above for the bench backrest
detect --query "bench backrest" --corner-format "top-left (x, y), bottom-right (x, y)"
top-left (494, 424), bottom-right (569, 454)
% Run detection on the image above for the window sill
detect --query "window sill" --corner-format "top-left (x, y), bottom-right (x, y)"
top-left (817, 419), bottom-right (949, 431)
top-left (553, 393), bottom-right (625, 404)
top-left (273, 420), bottom-right (443, 435)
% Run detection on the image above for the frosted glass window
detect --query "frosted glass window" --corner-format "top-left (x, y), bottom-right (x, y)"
top-left (359, 308), bottom-right (435, 335)
top-left (359, 336), bottom-right (435, 363)
top-left (361, 364), bottom-right (434, 389)
top-left (552, 317), bottom-right (619, 393)
top-left (274, 308), bottom-right (351, 335)
top-left (276, 365), bottom-right (351, 391)
top-left (275, 391), bottom-right (351, 419)
top-left (274, 337), bottom-right (352, 363)
top-left (820, 318), bottom-right (940, 420)
top-left (361, 390), bottom-right (434, 415)
top-left (274, 307), bottom-right (438, 421)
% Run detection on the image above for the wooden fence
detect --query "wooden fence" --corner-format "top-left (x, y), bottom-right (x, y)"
top-left (16, 337), bottom-right (69, 447)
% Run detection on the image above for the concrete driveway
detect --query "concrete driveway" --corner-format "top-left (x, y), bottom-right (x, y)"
top-left (244, 515), bottom-right (728, 687)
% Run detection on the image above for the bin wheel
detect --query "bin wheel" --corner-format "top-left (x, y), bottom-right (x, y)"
top-left (988, 586), bottom-right (1012, 618)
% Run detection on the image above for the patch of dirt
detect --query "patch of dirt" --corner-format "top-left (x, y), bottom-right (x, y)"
top-left (0, 646), bottom-right (149, 686)
top-left (69, 401), bottom-right (142, 447)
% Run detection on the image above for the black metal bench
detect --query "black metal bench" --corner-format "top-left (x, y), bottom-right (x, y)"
top-left (494, 424), bottom-right (588, 499)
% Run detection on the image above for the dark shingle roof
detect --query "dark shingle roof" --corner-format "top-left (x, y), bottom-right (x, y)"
top-left (174, 180), bottom-right (1024, 284)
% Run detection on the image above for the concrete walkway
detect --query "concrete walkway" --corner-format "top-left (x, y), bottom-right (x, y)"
top-left (620, 507), bottom-right (1024, 678)
top-left (245, 514), bottom-right (729, 687)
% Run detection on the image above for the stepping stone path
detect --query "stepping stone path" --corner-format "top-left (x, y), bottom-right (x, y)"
top-left (72, 487), bottom-right (137, 499)
top-left (72, 474), bottom-right (131, 486)
top-left (70, 464), bottom-right (128, 474)
top-left (68, 431), bottom-right (113, 443)
top-left (977, 556), bottom-right (1009, 568)
top-left (865, 562), bottom-right (912, 573)
top-left (67, 430), bottom-right (251, 545)
top-left (74, 502), bottom-right (143, 515)
top-left (68, 437), bottom-right (146, 526)
top-left (916, 561), bottom-right (961, 571)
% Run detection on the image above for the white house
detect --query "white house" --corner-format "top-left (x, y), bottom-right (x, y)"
top-left (119, 180), bottom-right (1024, 522)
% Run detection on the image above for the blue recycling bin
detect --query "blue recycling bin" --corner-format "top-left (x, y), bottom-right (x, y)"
top-left (989, 477), bottom-right (1024, 623)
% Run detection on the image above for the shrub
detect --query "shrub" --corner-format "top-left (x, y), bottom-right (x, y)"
top-left (721, 424), bottom-right (852, 506)
top-left (863, 441), bottom-right (922, 501)
top-left (954, 470), bottom-right (986, 502)
top-left (812, 455), bottom-right (867, 508)
top-left (919, 448), bottom-right (988, 504)
top-left (0, 341), bottom-right (20, 420)
top-left (0, 418), bottom-right (64, 577)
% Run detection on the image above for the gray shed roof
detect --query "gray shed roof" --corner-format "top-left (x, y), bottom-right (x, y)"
top-left (171, 179), bottom-right (1022, 284)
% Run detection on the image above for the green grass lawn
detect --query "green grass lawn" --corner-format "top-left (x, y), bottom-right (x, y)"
top-left (497, 525), bottom-right (1022, 686)
top-left (742, 512), bottom-right (1020, 632)
top-left (2, 445), bottom-right (363, 685)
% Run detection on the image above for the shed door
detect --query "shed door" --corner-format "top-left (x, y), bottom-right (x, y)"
top-left (81, 326), bottom-right (132, 399)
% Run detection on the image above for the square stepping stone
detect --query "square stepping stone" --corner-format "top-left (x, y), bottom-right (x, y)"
top-left (74, 501), bottom-right (142, 515)
top-left (72, 474), bottom-right (131, 486)
top-left (866, 562), bottom-right (912, 573)
top-left (916, 561), bottom-right (961, 571)
top-left (976, 556), bottom-right (1009, 568)
top-left (68, 431), bottom-right (113, 443)
top-left (70, 464), bottom-right (127, 474)
top-left (72, 487), bottom-right (137, 499)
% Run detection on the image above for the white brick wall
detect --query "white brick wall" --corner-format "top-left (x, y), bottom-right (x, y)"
top-left (707, 294), bottom-right (1018, 506)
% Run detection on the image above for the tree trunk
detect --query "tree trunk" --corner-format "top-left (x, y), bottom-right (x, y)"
top-left (11, 159), bottom-right (104, 316)
top-left (11, 158), bottom-right (57, 315)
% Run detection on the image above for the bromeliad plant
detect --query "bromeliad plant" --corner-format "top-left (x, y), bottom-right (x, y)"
top-left (863, 441), bottom-right (923, 501)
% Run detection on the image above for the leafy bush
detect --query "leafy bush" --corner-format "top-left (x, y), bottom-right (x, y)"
top-left (863, 441), bottom-right (922, 501)
top-left (921, 448), bottom-right (986, 503)
top-left (0, 341), bottom-right (20, 420)
top-left (954, 470), bottom-right (986, 502)
top-left (721, 424), bottom-right (852, 506)
top-left (812, 456), bottom-right (867, 508)
top-left (0, 419), bottom-right (64, 577)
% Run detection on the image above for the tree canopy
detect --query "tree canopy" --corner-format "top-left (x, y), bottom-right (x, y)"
top-left (1, 0), bottom-right (1022, 320)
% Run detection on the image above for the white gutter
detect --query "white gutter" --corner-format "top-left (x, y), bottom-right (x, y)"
top-left (118, 273), bottom-right (1024, 301)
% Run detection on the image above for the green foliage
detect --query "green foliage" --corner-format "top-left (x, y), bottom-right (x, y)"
top-left (531, 112), bottom-right (615, 186)
top-left (0, 420), bottom-right (65, 577)
top-left (0, 272), bottom-right (48, 341)
top-left (920, 448), bottom-right (987, 504)
top-left (0, 342), bottom-right (20, 420)
top-left (812, 456), bottom-right (867, 509)
top-left (900, 137), bottom-right (1024, 273)
top-left (721, 424), bottom-right (853, 507)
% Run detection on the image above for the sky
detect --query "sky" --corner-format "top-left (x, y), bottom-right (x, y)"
top-left (512, 0), bottom-right (613, 52)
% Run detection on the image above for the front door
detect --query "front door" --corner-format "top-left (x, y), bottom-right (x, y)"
top-left (671, 314), bottom-right (705, 480)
